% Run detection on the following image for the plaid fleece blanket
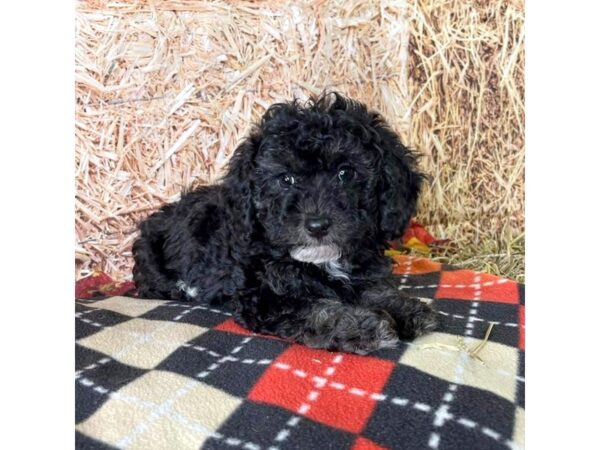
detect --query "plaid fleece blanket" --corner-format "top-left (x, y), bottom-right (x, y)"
top-left (75, 254), bottom-right (525, 450)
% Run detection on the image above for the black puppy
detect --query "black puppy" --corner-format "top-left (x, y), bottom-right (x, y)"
top-left (133, 92), bottom-right (437, 354)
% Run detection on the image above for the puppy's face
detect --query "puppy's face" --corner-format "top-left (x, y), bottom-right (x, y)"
top-left (224, 93), bottom-right (424, 265)
top-left (252, 127), bottom-right (380, 263)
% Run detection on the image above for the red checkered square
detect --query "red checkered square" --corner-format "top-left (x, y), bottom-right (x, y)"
top-left (519, 305), bottom-right (525, 350)
top-left (249, 346), bottom-right (395, 433)
top-left (213, 318), bottom-right (254, 336)
top-left (214, 319), bottom-right (291, 343)
top-left (352, 436), bottom-right (388, 450)
top-left (435, 270), bottom-right (519, 304)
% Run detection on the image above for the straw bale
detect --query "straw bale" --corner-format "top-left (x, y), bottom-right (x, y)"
top-left (75, 0), bottom-right (412, 279)
top-left (406, 0), bottom-right (525, 280)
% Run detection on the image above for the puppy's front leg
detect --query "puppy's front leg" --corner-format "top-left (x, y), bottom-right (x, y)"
top-left (358, 281), bottom-right (438, 340)
top-left (235, 292), bottom-right (399, 355)
top-left (300, 300), bottom-right (399, 354)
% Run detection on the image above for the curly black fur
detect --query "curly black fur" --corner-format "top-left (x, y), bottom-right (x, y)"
top-left (132, 92), bottom-right (437, 355)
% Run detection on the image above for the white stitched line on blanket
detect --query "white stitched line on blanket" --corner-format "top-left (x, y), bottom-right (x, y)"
top-left (117, 378), bottom-right (204, 447)
top-left (397, 277), bottom-right (510, 290)
top-left (432, 415), bottom-right (522, 450)
top-left (173, 306), bottom-right (195, 321)
top-left (268, 354), bottom-right (344, 450)
top-left (196, 336), bottom-right (253, 379)
top-left (76, 308), bottom-right (99, 316)
top-left (399, 255), bottom-right (415, 285)
top-left (296, 354), bottom-right (344, 416)
top-left (180, 343), bottom-right (272, 366)
top-left (75, 357), bottom-right (111, 378)
top-left (436, 310), bottom-right (523, 329)
top-left (160, 302), bottom-right (233, 317)
top-left (76, 376), bottom-right (262, 449)
top-left (77, 377), bottom-right (154, 408)
top-left (75, 313), bottom-right (106, 329)
top-left (465, 273), bottom-right (482, 337)
top-left (428, 433), bottom-right (441, 448)
top-left (173, 304), bottom-right (233, 320)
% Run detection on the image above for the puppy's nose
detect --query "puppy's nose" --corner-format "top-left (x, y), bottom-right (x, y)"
top-left (305, 216), bottom-right (331, 237)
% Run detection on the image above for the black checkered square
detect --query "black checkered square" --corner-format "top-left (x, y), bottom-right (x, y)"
top-left (206, 401), bottom-right (355, 449)
top-left (436, 419), bottom-right (508, 450)
top-left (517, 351), bottom-right (525, 408)
top-left (430, 299), bottom-right (520, 348)
top-left (76, 345), bottom-right (148, 423)
top-left (75, 306), bottom-right (135, 340)
top-left (518, 284), bottom-right (525, 305)
top-left (445, 383), bottom-right (517, 442)
top-left (363, 364), bottom-right (451, 449)
top-left (441, 263), bottom-right (460, 272)
top-left (155, 330), bottom-right (289, 397)
top-left (439, 385), bottom-right (520, 450)
top-left (474, 302), bottom-right (521, 347)
top-left (432, 299), bottom-right (476, 338)
top-left (138, 302), bottom-right (232, 328)
top-left (366, 344), bottom-right (407, 362)
top-left (397, 271), bottom-right (442, 299)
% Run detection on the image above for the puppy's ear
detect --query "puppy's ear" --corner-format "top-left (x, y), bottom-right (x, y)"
top-left (221, 132), bottom-right (261, 225)
top-left (371, 114), bottom-right (425, 241)
top-left (223, 136), bottom-right (259, 186)
top-left (224, 99), bottom-right (295, 185)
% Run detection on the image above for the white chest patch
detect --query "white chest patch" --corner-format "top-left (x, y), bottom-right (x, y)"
top-left (290, 244), bottom-right (349, 281)
top-left (290, 244), bottom-right (341, 264)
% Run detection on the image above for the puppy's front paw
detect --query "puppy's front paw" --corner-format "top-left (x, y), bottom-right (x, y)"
top-left (338, 314), bottom-right (399, 355)
top-left (304, 305), bottom-right (399, 355)
top-left (394, 299), bottom-right (438, 340)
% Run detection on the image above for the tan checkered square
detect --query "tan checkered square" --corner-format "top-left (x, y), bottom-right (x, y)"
top-left (513, 406), bottom-right (525, 449)
top-left (89, 296), bottom-right (167, 317)
top-left (78, 318), bottom-right (207, 369)
top-left (400, 332), bottom-right (519, 402)
top-left (77, 370), bottom-right (242, 450)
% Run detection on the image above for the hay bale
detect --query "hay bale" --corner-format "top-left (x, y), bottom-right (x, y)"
top-left (407, 0), bottom-right (525, 280)
top-left (75, 0), bottom-right (411, 278)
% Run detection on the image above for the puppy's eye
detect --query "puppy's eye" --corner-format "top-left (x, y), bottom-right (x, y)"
top-left (278, 174), bottom-right (296, 187)
top-left (337, 166), bottom-right (356, 184)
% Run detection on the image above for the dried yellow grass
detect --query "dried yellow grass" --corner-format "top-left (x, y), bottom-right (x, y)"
top-left (75, 0), bottom-right (525, 281)
top-left (406, 0), bottom-right (525, 281)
